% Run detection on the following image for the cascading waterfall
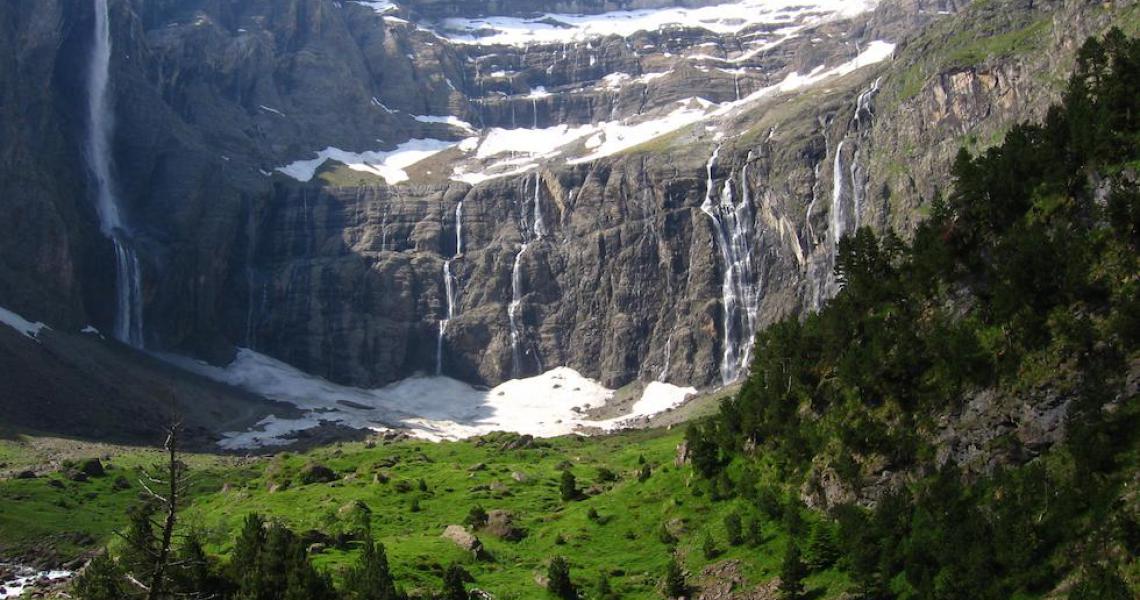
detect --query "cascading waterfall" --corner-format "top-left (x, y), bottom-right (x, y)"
top-left (821, 77), bottom-right (882, 302)
top-left (658, 336), bottom-right (672, 382)
top-left (830, 139), bottom-right (849, 247)
top-left (88, 0), bottom-right (144, 347)
top-left (532, 172), bottom-right (546, 239)
top-left (700, 147), bottom-right (761, 386)
top-left (507, 244), bottom-right (529, 377)
top-left (436, 200), bottom-right (465, 375)
top-left (508, 174), bottom-right (545, 377)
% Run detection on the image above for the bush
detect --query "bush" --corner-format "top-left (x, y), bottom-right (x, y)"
top-left (596, 467), bottom-right (617, 483)
top-left (299, 463), bottom-right (338, 485)
top-left (724, 513), bottom-right (743, 546)
top-left (702, 534), bottom-right (719, 560)
top-left (638, 464), bottom-right (652, 482)
top-left (465, 505), bottom-right (488, 529)
top-left (746, 516), bottom-right (763, 547)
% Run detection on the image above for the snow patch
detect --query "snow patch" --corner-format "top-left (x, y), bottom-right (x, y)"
top-left (162, 349), bottom-right (702, 447)
top-left (412, 114), bottom-right (478, 133)
top-left (276, 138), bottom-right (458, 184)
top-left (351, 0), bottom-right (398, 14)
top-left (433, 0), bottom-right (878, 46)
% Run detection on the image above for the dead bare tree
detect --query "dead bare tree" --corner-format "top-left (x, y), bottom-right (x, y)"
top-left (139, 419), bottom-right (186, 600)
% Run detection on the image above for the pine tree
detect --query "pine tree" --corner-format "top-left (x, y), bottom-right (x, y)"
top-left (805, 521), bottom-right (839, 570)
top-left (595, 569), bottom-right (616, 600)
top-left (343, 523), bottom-right (401, 600)
top-left (663, 556), bottom-right (686, 599)
top-left (442, 563), bottom-right (469, 600)
top-left (72, 554), bottom-right (127, 600)
top-left (229, 513), bottom-right (266, 594)
top-left (560, 470), bottom-right (579, 502)
top-left (724, 512), bottom-right (743, 546)
top-left (779, 542), bottom-right (806, 600)
top-left (547, 556), bottom-right (577, 600)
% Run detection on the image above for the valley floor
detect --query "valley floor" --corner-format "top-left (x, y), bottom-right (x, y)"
top-left (0, 427), bottom-right (846, 600)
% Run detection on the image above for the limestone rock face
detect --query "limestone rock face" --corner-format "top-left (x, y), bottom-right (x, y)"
top-left (0, 0), bottom-right (1126, 397)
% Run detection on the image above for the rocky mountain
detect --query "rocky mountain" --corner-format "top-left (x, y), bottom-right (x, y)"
top-left (0, 0), bottom-right (1134, 409)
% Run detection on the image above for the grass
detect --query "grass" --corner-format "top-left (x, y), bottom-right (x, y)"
top-left (0, 428), bottom-right (855, 599)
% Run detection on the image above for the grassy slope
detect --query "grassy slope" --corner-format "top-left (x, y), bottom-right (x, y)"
top-left (0, 428), bottom-right (851, 599)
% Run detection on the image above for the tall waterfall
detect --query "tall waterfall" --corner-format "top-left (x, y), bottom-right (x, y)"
top-left (87, 0), bottom-right (144, 347)
top-left (507, 243), bottom-right (529, 377)
top-left (436, 201), bottom-right (464, 375)
top-left (830, 139), bottom-right (849, 247)
top-left (508, 173), bottom-right (545, 377)
top-left (700, 147), bottom-right (761, 386)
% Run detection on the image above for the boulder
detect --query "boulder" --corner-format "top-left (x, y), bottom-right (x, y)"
top-left (485, 510), bottom-right (526, 542)
top-left (442, 525), bottom-right (486, 558)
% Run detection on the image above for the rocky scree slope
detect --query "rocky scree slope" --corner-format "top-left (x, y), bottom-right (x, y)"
top-left (0, 0), bottom-right (1130, 398)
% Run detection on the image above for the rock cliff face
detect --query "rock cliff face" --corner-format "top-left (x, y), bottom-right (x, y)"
top-left (0, 0), bottom-right (1132, 393)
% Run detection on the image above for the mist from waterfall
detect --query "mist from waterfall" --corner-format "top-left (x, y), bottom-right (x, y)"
top-left (87, 0), bottom-right (144, 347)
top-left (700, 146), bottom-right (761, 386)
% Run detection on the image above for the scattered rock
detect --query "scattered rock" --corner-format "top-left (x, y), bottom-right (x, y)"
top-left (511, 471), bottom-right (528, 483)
top-left (485, 510), bottom-right (527, 542)
top-left (468, 463), bottom-right (487, 472)
top-left (442, 525), bottom-right (486, 559)
top-left (675, 441), bottom-right (689, 467)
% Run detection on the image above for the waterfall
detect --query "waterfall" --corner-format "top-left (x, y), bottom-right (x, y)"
top-left (658, 336), bottom-right (672, 382)
top-left (507, 243), bottom-right (529, 377)
top-left (700, 146), bottom-right (761, 386)
top-left (532, 172), bottom-right (546, 239)
top-left (455, 200), bottom-right (465, 256)
top-left (830, 139), bottom-right (849, 247)
top-left (507, 174), bottom-right (546, 377)
top-left (87, 0), bottom-right (144, 347)
top-left (436, 201), bottom-right (465, 375)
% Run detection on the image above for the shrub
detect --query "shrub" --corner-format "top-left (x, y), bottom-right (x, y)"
top-left (465, 505), bottom-right (488, 529)
top-left (724, 512), bottom-right (743, 546)
top-left (702, 534), bottom-right (719, 560)
top-left (663, 556), bottom-right (686, 599)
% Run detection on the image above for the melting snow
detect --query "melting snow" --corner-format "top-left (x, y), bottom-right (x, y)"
top-left (0, 306), bottom-right (47, 341)
top-left (351, 0), bottom-right (398, 14)
top-left (412, 114), bottom-right (478, 133)
top-left (433, 0), bottom-right (879, 46)
top-left (276, 138), bottom-right (458, 184)
top-left (162, 349), bottom-right (699, 447)
top-left (447, 41), bottom-right (894, 181)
